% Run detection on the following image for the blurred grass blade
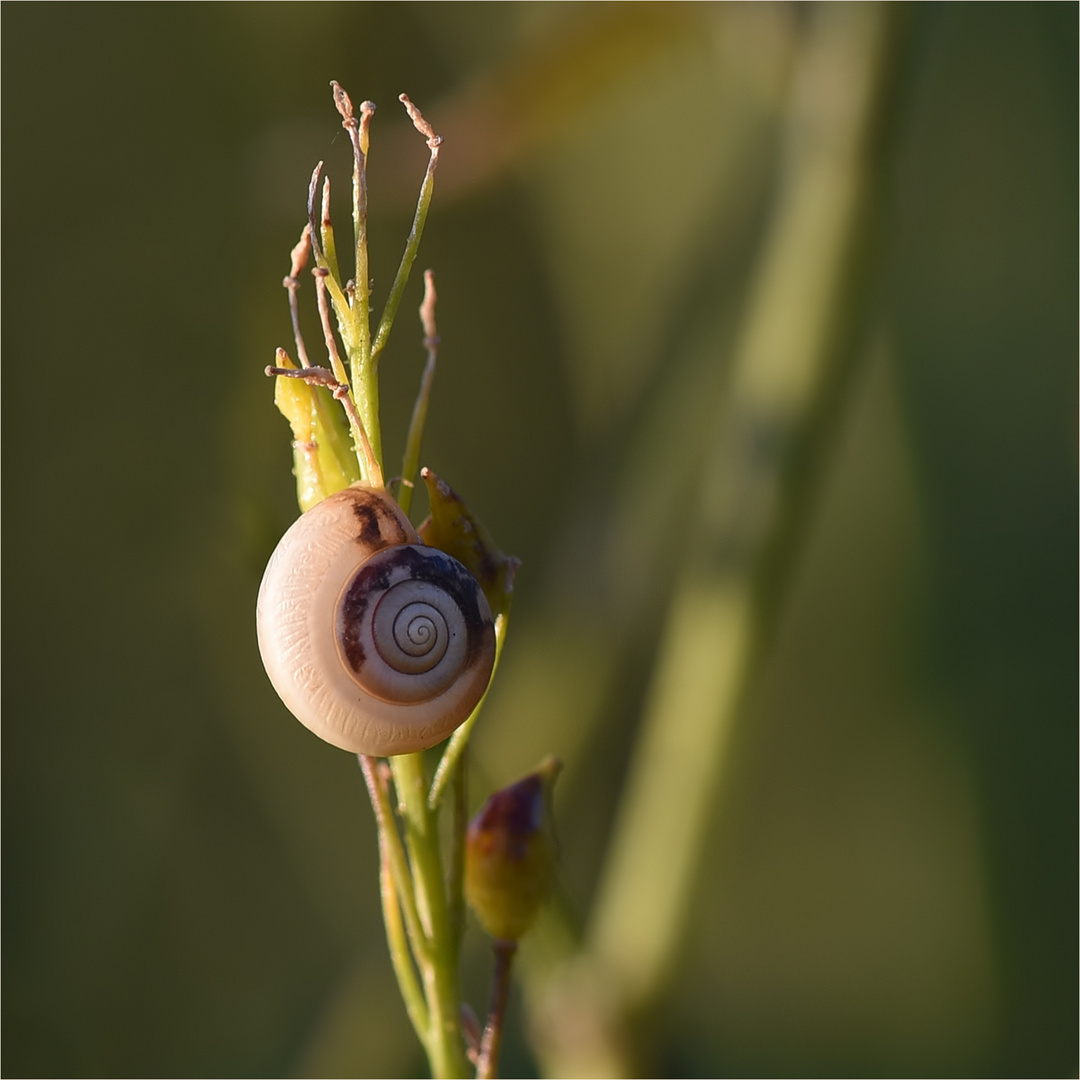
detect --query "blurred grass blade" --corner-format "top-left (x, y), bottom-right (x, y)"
top-left (533, 5), bottom-right (903, 1074)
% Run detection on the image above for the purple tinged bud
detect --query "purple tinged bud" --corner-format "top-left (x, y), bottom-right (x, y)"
top-left (465, 756), bottom-right (561, 942)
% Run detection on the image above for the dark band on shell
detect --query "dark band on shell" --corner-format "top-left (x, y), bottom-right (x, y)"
top-left (348, 491), bottom-right (413, 551)
top-left (337, 545), bottom-right (493, 685)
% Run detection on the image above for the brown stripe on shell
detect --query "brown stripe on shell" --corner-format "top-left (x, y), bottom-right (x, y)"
top-left (344, 487), bottom-right (414, 551)
top-left (337, 546), bottom-right (492, 693)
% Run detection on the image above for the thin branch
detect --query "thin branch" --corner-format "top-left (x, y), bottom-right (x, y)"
top-left (306, 160), bottom-right (354, 333)
top-left (461, 1004), bottom-right (482, 1067)
top-left (398, 269), bottom-right (439, 516)
top-left (399, 92), bottom-right (441, 147)
top-left (331, 81), bottom-right (375, 366)
top-left (370, 96), bottom-right (443, 368)
top-left (447, 746), bottom-right (467, 965)
top-left (306, 161), bottom-right (326, 264)
top-left (283, 226), bottom-right (313, 368)
top-left (265, 362), bottom-right (340, 388)
top-left (418, 268), bottom-right (439, 342)
top-left (312, 268), bottom-right (383, 487)
top-left (429, 611), bottom-right (511, 810)
top-left (358, 755), bottom-right (432, 966)
top-left (320, 176), bottom-right (341, 285)
top-left (390, 752), bottom-right (471, 1078)
top-left (312, 268), bottom-right (353, 390)
top-left (476, 940), bottom-right (517, 1080)
top-left (379, 814), bottom-right (432, 1049)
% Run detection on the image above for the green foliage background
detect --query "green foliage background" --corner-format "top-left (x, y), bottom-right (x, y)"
top-left (4, 4), bottom-right (1076, 1076)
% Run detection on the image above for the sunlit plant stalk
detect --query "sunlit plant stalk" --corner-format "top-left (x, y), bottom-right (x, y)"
top-left (264, 83), bottom-right (546, 1080)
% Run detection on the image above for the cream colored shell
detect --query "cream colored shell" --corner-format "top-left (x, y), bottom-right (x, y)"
top-left (256, 484), bottom-right (496, 756)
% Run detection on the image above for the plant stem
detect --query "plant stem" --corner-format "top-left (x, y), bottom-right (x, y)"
top-left (283, 227), bottom-right (314, 369)
top-left (325, 84), bottom-right (381, 469)
top-left (391, 752), bottom-right (470, 1079)
top-left (371, 96), bottom-right (442, 370)
top-left (358, 756), bottom-right (430, 967)
top-left (447, 750), bottom-right (467, 966)
top-left (429, 611), bottom-right (510, 810)
top-left (320, 177), bottom-right (341, 287)
top-left (398, 269), bottom-right (439, 516)
top-left (379, 829), bottom-right (431, 1049)
top-left (339, 90), bottom-right (374, 374)
top-left (310, 270), bottom-right (382, 485)
top-left (476, 940), bottom-right (517, 1080)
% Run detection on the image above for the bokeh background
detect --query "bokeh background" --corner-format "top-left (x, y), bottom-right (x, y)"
top-left (4, 4), bottom-right (1076, 1077)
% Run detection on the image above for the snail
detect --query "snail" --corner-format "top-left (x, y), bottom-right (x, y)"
top-left (256, 483), bottom-right (496, 756)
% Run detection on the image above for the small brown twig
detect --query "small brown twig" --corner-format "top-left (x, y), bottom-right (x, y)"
top-left (312, 268), bottom-right (352, 390)
top-left (282, 226), bottom-right (313, 368)
top-left (419, 267), bottom-right (440, 348)
top-left (265, 361), bottom-right (339, 390)
top-left (399, 93), bottom-right (442, 152)
top-left (476, 940), bottom-right (517, 1080)
top-left (320, 176), bottom-right (333, 235)
top-left (332, 80), bottom-right (376, 159)
top-left (306, 161), bottom-right (326, 264)
top-left (461, 1003), bottom-right (483, 1066)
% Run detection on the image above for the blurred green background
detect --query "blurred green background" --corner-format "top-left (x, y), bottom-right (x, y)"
top-left (4, 4), bottom-right (1075, 1077)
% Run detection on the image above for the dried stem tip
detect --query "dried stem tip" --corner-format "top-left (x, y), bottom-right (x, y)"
top-left (358, 100), bottom-right (376, 156)
top-left (419, 269), bottom-right (439, 348)
top-left (399, 93), bottom-right (442, 149)
top-left (286, 225), bottom-right (312, 283)
top-left (330, 80), bottom-right (355, 124)
top-left (332, 80), bottom-right (376, 155)
top-left (320, 177), bottom-right (332, 229)
top-left (306, 162), bottom-right (326, 261)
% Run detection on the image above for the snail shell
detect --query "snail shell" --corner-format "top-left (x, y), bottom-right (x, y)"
top-left (256, 484), bottom-right (496, 756)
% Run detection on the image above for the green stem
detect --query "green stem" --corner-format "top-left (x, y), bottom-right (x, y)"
top-left (476, 941), bottom-right (517, 1080)
top-left (447, 751), bottom-right (467, 966)
top-left (391, 753), bottom-right (469, 1079)
top-left (359, 757), bottom-right (430, 966)
top-left (349, 105), bottom-right (373, 385)
top-left (312, 272), bottom-right (381, 485)
top-left (371, 142), bottom-right (440, 369)
top-left (352, 359), bottom-right (382, 477)
top-left (320, 176), bottom-right (342, 287)
top-left (399, 270), bottom-right (439, 516)
top-left (429, 611), bottom-right (510, 810)
top-left (323, 87), bottom-right (380, 472)
top-left (379, 835), bottom-right (431, 1049)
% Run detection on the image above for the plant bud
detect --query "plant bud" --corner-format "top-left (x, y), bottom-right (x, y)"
top-left (465, 756), bottom-right (561, 942)
top-left (418, 468), bottom-right (520, 616)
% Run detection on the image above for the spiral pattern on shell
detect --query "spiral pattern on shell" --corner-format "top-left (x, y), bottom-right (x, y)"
top-left (256, 484), bottom-right (496, 756)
